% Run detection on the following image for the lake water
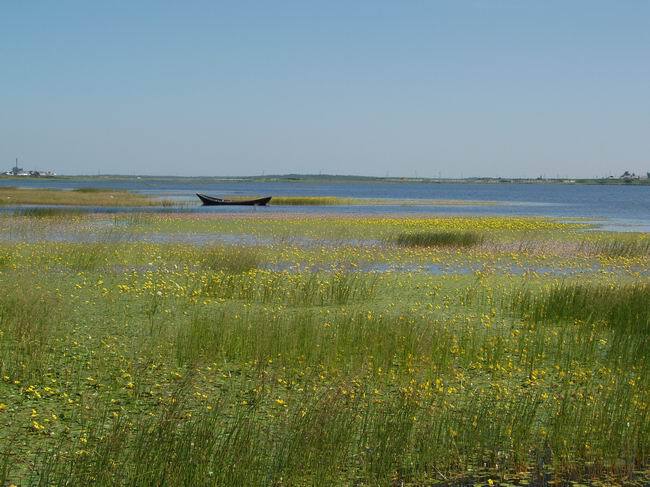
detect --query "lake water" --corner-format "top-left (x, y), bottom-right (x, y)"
top-left (1, 178), bottom-right (649, 232)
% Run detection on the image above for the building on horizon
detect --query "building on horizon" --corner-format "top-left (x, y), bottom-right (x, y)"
top-left (3, 159), bottom-right (56, 177)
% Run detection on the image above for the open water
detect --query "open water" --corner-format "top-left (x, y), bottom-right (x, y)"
top-left (1, 178), bottom-right (649, 232)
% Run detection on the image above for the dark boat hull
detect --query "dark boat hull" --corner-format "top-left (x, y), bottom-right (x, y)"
top-left (197, 194), bottom-right (272, 206)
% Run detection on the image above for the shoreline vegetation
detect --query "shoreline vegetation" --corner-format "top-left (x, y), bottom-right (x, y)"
top-left (0, 210), bottom-right (648, 485)
top-left (1, 173), bottom-right (649, 185)
top-left (265, 196), bottom-right (498, 206)
top-left (0, 187), bottom-right (175, 207)
top-left (0, 187), bottom-right (501, 208)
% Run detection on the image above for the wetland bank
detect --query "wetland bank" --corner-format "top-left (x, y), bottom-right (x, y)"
top-left (0, 196), bottom-right (648, 486)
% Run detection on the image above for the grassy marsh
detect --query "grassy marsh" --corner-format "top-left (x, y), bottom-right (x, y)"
top-left (0, 212), bottom-right (648, 485)
top-left (395, 230), bottom-right (486, 248)
top-left (267, 195), bottom-right (498, 206)
top-left (0, 187), bottom-right (173, 207)
top-left (587, 236), bottom-right (650, 257)
top-left (13, 207), bottom-right (90, 218)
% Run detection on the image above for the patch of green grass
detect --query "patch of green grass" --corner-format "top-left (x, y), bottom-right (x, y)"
top-left (0, 249), bottom-right (11, 268)
top-left (201, 246), bottom-right (261, 274)
top-left (64, 243), bottom-right (113, 271)
top-left (14, 207), bottom-right (89, 218)
top-left (395, 230), bottom-right (485, 248)
top-left (0, 282), bottom-right (59, 381)
top-left (197, 271), bottom-right (378, 307)
top-left (588, 237), bottom-right (650, 257)
top-left (271, 196), bottom-right (358, 205)
top-left (513, 282), bottom-right (650, 365)
top-left (0, 187), bottom-right (170, 207)
top-left (514, 282), bottom-right (649, 331)
top-left (268, 196), bottom-right (499, 206)
top-left (113, 213), bottom-right (154, 227)
top-left (73, 187), bottom-right (124, 193)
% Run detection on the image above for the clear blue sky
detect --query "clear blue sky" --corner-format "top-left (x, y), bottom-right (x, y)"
top-left (2, 1), bottom-right (649, 177)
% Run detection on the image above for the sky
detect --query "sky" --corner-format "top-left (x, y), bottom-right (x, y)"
top-left (1, 1), bottom-right (649, 178)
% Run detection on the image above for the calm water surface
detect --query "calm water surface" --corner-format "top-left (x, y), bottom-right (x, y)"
top-left (2, 179), bottom-right (649, 231)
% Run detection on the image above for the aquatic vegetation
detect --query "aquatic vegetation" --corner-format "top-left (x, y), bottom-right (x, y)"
top-left (0, 187), bottom-right (171, 206)
top-left (0, 211), bottom-right (648, 485)
top-left (0, 281), bottom-right (59, 381)
top-left (195, 270), bottom-right (378, 306)
top-left (514, 281), bottom-right (650, 337)
top-left (588, 236), bottom-right (650, 257)
top-left (72, 187), bottom-right (114, 193)
top-left (271, 196), bottom-right (358, 205)
top-left (65, 243), bottom-right (114, 271)
top-left (200, 245), bottom-right (261, 273)
top-left (241, 195), bottom-right (498, 206)
top-left (13, 207), bottom-right (89, 218)
top-left (395, 230), bottom-right (485, 248)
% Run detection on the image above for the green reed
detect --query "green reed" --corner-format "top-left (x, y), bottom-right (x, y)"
top-left (64, 243), bottom-right (113, 271)
top-left (0, 283), bottom-right (58, 381)
top-left (14, 207), bottom-right (88, 218)
top-left (589, 238), bottom-right (650, 257)
top-left (513, 282), bottom-right (649, 331)
top-left (270, 196), bottom-right (357, 206)
top-left (201, 245), bottom-right (261, 273)
top-left (72, 187), bottom-right (120, 193)
top-left (198, 271), bottom-right (377, 306)
top-left (0, 216), bottom-right (648, 485)
top-left (395, 230), bottom-right (485, 248)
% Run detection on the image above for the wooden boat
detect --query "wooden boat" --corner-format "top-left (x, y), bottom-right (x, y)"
top-left (196, 193), bottom-right (272, 206)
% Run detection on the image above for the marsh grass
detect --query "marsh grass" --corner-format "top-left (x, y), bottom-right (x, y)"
top-left (31, 364), bottom-right (647, 485)
top-left (514, 282), bottom-right (649, 332)
top-left (269, 196), bottom-right (499, 206)
top-left (72, 187), bottom-right (116, 193)
top-left (512, 282), bottom-right (650, 368)
top-left (587, 237), bottom-right (650, 257)
top-left (158, 198), bottom-right (176, 207)
top-left (1, 214), bottom-right (648, 485)
top-left (0, 265), bottom-right (647, 485)
top-left (201, 245), bottom-right (261, 273)
top-left (0, 187), bottom-right (167, 207)
top-left (178, 305), bottom-right (387, 367)
top-left (0, 249), bottom-right (11, 268)
top-left (395, 230), bottom-right (485, 248)
top-left (64, 243), bottom-right (113, 271)
top-left (113, 213), bottom-right (154, 227)
top-left (0, 284), bottom-right (58, 381)
top-left (14, 207), bottom-right (89, 218)
top-left (198, 271), bottom-right (378, 306)
top-left (271, 196), bottom-right (358, 205)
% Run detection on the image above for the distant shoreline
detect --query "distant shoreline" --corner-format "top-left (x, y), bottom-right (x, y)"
top-left (1, 174), bottom-right (649, 186)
